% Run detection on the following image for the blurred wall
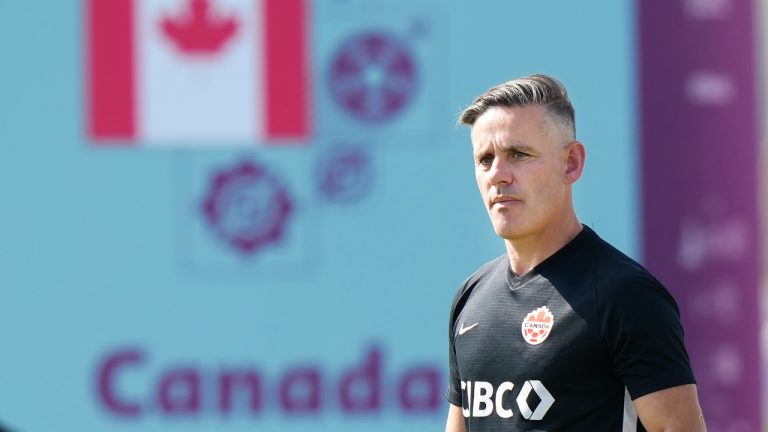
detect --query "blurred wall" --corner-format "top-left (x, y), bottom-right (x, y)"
top-left (0, 1), bottom-right (687, 431)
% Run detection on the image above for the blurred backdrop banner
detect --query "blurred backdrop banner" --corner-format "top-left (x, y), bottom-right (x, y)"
top-left (2, 0), bottom-right (762, 431)
top-left (640, 0), bottom-right (762, 430)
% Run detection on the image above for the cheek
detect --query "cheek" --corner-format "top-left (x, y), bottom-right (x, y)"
top-left (475, 173), bottom-right (489, 196)
top-left (533, 175), bottom-right (566, 206)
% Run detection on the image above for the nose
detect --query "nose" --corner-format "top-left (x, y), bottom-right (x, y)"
top-left (488, 156), bottom-right (513, 186)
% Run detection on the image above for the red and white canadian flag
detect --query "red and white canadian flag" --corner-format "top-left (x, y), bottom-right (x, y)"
top-left (85, 0), bottom-right (311, 145)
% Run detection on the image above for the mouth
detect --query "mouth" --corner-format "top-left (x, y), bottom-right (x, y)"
top-left (490, 195), bottom-right (522, 208)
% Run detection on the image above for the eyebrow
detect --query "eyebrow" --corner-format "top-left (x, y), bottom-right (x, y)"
top-left (500, 143), bottom-right (536, 153)
top-left (472, 140), bottom-right (538, 156)
top-left (478, 143), bottom-right (536, 155)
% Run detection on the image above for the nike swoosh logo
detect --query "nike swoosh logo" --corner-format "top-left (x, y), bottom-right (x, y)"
top-left (458, 322), bottom-right (479, 335)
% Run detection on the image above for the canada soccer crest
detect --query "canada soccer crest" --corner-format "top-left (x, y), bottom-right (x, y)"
top-left (522, 306), bottom-right (554, 345)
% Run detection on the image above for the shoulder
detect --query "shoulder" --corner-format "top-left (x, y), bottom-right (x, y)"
top-left (584, 229), bottom-right (676, 308)
top-left (453, 254), bottom-right (507, 296)
top-left (584, 231), bottom-right (684, 343)
top-left (449, 254), bottom-right (507, 319)
top-left (578, 228), bottom-right (695, 398)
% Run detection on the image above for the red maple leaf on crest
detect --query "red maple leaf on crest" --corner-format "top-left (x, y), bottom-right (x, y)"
top-left (526, 306), bottom-right (553, 323)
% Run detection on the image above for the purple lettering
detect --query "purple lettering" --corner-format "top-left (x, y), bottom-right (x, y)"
top-left (279, 367), bottom-right (321, 413)
top-left (94, 344), bottom-right (445, 419)
top-left (219, 370), bottom-right (262, 414)
top-left (398, 367), bottom-right (441, 412)
top-left (157, 368), bottom-right (200, 414)
top-left (339, 347), bottom-right (381, 412)
top-left (96, 348), bottom-right (143, 417)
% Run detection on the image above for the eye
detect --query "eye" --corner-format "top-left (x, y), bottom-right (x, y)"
top-left (511, 151), bottom-right (529, 160)
top-left (478, 155), bottom-right (494, 166)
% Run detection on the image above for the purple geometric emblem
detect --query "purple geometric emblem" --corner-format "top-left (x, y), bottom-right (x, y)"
top-left (316, 144), bottom-right (373, 204)
top-left (201, 160), bottom-right (292, 254)
top-left (329, 30), bottom-right (418, 122)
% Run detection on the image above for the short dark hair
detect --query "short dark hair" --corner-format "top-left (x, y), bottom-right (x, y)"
top-left (458, 74), bottom-right (575, 139)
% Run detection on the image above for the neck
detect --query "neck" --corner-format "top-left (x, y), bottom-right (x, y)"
top-left (504, 211), bottom-right (582, 276)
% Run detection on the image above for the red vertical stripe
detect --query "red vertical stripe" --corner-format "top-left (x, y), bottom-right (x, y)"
top-left (87, 0), bottom-right (135, 142)
top-left (263, 0), bottom-right (310, 140)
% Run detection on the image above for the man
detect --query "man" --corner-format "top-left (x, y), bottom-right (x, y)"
top-left (445, 75), bottom-right (706, 431)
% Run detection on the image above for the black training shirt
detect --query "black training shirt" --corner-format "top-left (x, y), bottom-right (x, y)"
top-left (446, 226), bottom-right (695, 431)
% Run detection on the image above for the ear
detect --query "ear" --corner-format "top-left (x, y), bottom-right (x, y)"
top-left (563, 141), bottom-right (586, 184)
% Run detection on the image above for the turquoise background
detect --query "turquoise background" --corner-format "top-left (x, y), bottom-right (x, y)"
top-left (0, 1), bottom-right (636, 430)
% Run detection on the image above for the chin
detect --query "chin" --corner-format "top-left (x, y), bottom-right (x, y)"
top-left (492, 217), bottom-right (542, 240)
top-left (492, 225), bottom-right (525, 240)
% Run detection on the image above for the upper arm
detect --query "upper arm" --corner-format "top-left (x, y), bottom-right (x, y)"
top-left (600, 275), bottom-right (696, 397)
top-left (447, 279), bottom-right (473, 407)
top-left (634, 384), bottom-right (706, 432)
top-left (445, 403), bottom-right (466, 432)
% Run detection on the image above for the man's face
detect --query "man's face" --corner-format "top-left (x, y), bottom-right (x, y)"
top-left (470, 105), bottom-right (572, 240)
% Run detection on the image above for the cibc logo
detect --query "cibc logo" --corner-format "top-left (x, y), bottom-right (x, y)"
top-left (460, 380), bottom-right (554, 420)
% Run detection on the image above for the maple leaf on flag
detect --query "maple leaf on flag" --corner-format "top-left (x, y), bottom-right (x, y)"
top-left (160, 0), bottom-right (239, 55)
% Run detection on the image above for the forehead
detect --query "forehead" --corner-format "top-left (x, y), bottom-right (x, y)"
top-left (470, 105), bottom-right (548, 149)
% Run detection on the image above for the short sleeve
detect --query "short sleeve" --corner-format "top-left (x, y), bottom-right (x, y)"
top-left (599, 275), bottom-right (696, 400)
top-left (446, 281), bottom-right (468, 406)
top-left (446, 338), bottom-right (462, 405)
